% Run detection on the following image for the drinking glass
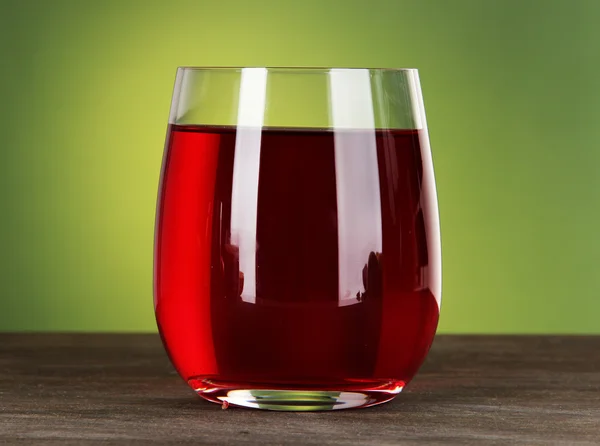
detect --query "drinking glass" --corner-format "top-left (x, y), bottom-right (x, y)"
top-left (154, 67), bottom-right (441, 411)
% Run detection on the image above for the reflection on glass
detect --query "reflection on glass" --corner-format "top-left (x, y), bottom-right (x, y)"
top-left (359, 251), bottom-right (383, 302)
top-left (330, 69), bottom-right (383, 306)
top-left (229, 68), bottom-right (267, 304)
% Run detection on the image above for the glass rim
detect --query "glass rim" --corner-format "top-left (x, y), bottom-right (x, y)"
top-left (176, 66), bottom-right (418, 72)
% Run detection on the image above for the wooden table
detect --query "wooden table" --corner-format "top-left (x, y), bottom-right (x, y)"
top-left (1, 334), bottom-right (598, 445)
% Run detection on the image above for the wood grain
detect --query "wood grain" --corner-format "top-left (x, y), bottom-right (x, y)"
top-left (0, 334), bottom-right (598, 445)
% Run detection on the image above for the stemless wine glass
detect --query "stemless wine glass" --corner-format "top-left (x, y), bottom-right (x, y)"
top-left (154, 67), bottom-right (441, 411)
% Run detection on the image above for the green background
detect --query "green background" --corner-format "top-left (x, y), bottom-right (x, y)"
top-left (1, 0), bottom-right (599, 333)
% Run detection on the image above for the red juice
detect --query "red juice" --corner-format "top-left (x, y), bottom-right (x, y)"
top-left (154, 124), bottom-right (440, 409)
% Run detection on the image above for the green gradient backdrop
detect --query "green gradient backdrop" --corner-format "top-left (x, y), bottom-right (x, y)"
top-left (1, 0), bottom-right (599, 333)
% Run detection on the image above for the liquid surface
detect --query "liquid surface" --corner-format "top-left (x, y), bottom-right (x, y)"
top-left (155, 125), bottom-right (440, 406)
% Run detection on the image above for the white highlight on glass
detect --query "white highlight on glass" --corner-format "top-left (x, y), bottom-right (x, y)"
top-left (406, 71), bottom-right (424, 130)
top-left (230, 68), bottom-right (267, 304)
top-left (170, 68), bottom-right (189, 123)
top-left (329, 69), bottom-right (383, 306)
top-left (409, 71), bottom-right (442, 309)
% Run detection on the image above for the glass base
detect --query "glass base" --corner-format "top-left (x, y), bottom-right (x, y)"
top-left (189, 378), bottom-right (404, 411)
